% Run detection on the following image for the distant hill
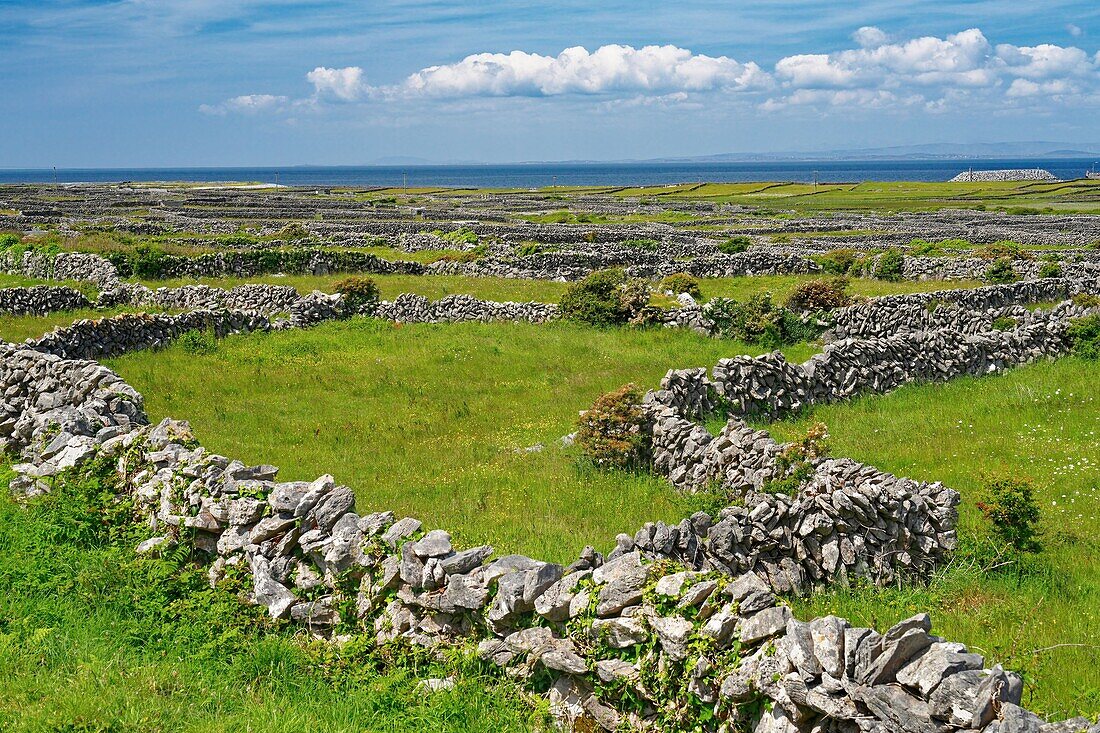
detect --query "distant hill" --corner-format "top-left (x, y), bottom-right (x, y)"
top-left (631, 142), bottom-right (1100, 163)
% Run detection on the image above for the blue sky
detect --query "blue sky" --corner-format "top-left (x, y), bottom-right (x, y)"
top-left (3, 0), bottom-right (1100, 166)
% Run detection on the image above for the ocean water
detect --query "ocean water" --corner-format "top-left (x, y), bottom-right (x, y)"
top-left (1, 159), bottom-right (1097, 187)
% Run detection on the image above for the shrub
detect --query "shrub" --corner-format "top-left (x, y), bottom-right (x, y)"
top-left (815, 249), bottom-right (859, 275)
top-left (560, 269), bottom-right (629, 326)
top-left (976, 477), bottom-right (1042, 552)
top-left (873, 249), bottom-right (904, 281)
top-left (576, 384), bottom-right (650, 469)
top-left (764, 422), bottom-right (829, 495)
top-left (0, 232), bottom-right (20, 249)
top-left (513, 242), bottom-right (544, 258)
top-left (991, 315), bottom-right (1017, 331)
top-left (333, 276), bottom-right (381, 312)
top-left (1071, 293), bottom-right (1100, 308)
top-left (784, 277), bottom-right (851, 312)
top-left (433, 244), bottom-right (488, 263)
top-left (434, 228), bottom-right (478, 246)
top-left (130, 244), bottom-right (172, 279)
top-left (705, 293), bottom-right (823, 347)
top-left (984, 257), bottom-right (1019, 284)
top-left (280, 222), bottom-right (310, 241)
top-left (658, 273), bottom-right (702, 299)
top-left (718, 236), bottom-right (751, 255)
top-left (1038, 261), bottom-right (1062, 279)
top-left (1067, 314), bottom-right (1100, 359)
top-left (976, 240), bottom-right (1029, 261)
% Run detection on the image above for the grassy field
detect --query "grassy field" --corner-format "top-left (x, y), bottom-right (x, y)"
top-left (0, 463), bottom-right (542, 732)
top-left (133, 272), bottom-right (980, 303)
top-left (107, 320), bottom-right (813, 563)
top-left (766, 358), bottom-right (1100, 719)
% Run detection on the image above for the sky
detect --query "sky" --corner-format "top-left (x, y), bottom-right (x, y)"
top-left (3, 0), bottom-right (1100, 167)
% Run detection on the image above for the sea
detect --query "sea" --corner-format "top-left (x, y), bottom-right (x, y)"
top-left (1, 159), bottom-right (1098, 188)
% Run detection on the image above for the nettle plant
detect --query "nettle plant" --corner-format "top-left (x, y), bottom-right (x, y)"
top-left (763, 421), bottom-right (829, 496)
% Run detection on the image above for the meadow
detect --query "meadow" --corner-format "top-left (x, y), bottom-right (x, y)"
top-left (107, 319), bottom-right (813, 561)
top-left (766, 358), bottom-right (1100, 718)
top-left (0, 463), bottom-right (542, 732)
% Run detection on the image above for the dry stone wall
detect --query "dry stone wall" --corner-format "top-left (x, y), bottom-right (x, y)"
top-left (0, 285), bottom-right (91, 315)
top-left (3, 340), bottom-right (1089, 732)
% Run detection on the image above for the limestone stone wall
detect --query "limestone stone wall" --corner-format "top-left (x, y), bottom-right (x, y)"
top-left (3, 339), bottom-right (1081, 732)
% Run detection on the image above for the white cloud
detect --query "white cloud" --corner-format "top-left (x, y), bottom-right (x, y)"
top-left (402, 45), bottom-right (769, 98)
top-left (199, 93), bottom-right (288, 115)
top-left (202, 30), bottom-right (1100, 116)
top-left (1068, 23), bottom-right (1084, 38)
top-left (853, 26), bottom-right (888, 48)
top-left (306, 66), bottom-right (369, 101)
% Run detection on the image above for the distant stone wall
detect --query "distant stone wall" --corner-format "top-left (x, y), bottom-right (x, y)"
top-left (0, 285), bottom-right (90, 315)
top-left (372, 293), bottom-right (559, 324)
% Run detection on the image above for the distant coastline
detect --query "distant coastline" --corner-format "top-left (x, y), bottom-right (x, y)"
top-left (3, 157), bottom-right (1100, 187)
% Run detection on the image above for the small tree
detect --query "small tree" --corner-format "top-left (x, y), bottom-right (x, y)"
top-left (560, 268), bottom-right (651, 327)
top-left (874, 249), bottom-right (905, 281)
top-left (815, 249), bottom-right (859, 275)
top-left (333, 276), bottom-right (380, 312)
top-left (984, 257), bottom-right (1019, 284)
top-left (976, 477), bottom-right (1042, 552)
top-left (784, 277), bottom-right (851, 312)
top-left (718, 236), bottom-right (751, 255)
top-left (576, 384), bottom-right (650, 469)
top-left (1067, 314), bottom-right (1100, 360)
top-left (658, 272), bottom-right (702, 299)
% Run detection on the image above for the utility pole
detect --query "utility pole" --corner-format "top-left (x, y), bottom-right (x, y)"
top-left (813, 170), bottom-right (818, 192)
top-left (403, 171), bottom-right (408, 194)
top-left (275, 171), bottom-right (280, 187)
top-left (53, 166), bottom-right (57, 185)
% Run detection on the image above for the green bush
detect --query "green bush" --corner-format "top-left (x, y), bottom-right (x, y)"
top-left (559, 268), bottom-right (652, 327)
top-left (280, 222), bottom-right (310, 241)
top-left (718, 236), bottom-right (751, 255)
top-left (815, 248), bottom-right (859, 275)
top-left (576, 384), bottom-right (650, 469)
top-left (434, 228), bottom-right (479, 246)
top-left (513, 242), bottom-right (543, 258)
top-left (658, 272), bottom-right (701, 299)
top-left (1038, 261), bottom-right (1062, 279)
top-left (1067, 314), bottom-right (1100, 360)
top-left (976, 477), bottom-right (1042, 552)
top-left (130, 244), bottom-right (172, 279)
top-left (763, 422), bottom-right (829, 495)
top-left (705, 293), bottom-right (822, 347)
top-left (873, 249), bottom-right (904, 281)
top-left (976, 241), bottom-right (1029, 261)
top-left (991, 316), bottom-right (1017, 331)
top-left (984, 257), bottom-right (1019, 284)
top-left (1071, 293), bottom-right (1100, 308)
top-left (784, 277), bottom-right (851, 312)
top-left (333, 276), bottom-right (381, 312)
top-left (0, 232), bottom-right (21, 249)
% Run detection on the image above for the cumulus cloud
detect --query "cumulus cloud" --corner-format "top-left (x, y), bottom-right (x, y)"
top-left (202, 30), bottom-right (1100, 116)
top-left (307, 66), bottom-right (370, 101)
top-left (403, 45), bottom-right (769, 98)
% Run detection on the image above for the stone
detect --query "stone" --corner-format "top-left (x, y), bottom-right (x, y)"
top-left (412, 529), bottom-right (453, 559)
top-left (651, 615), bottom-right (693, 661)
top-left (809, 615), bottom-right (847, 678)
top-left (440, 545), bottom-right (493, 575)
top-left (590, 616), bottom-right (648, 648)
top-left (860, 627), bottom-right (935, 685)
top-left (740, 605), bottom-right (792, 644)
top-left (382, 517), bottom-right (422, 549)
top-left (785, 619), bottom-right (822, 680)
top-left (249, 554), bottom-right (297, 619)
top-left (534, 571), bottom-right (588, 622)
top-left (896, 642), bottom-right (984, 696)
top-left (595, 659), bottom-right (636, 683)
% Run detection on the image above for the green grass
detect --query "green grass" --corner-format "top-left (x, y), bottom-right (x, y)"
top-left (136, 272), bottom-right (980, 305)
top-left (0, 462), bottom-right (543, 732)
top-left (108, 320), bottom-right (814, 563)
top-left (766, 358), bottom-right (1100, 718)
